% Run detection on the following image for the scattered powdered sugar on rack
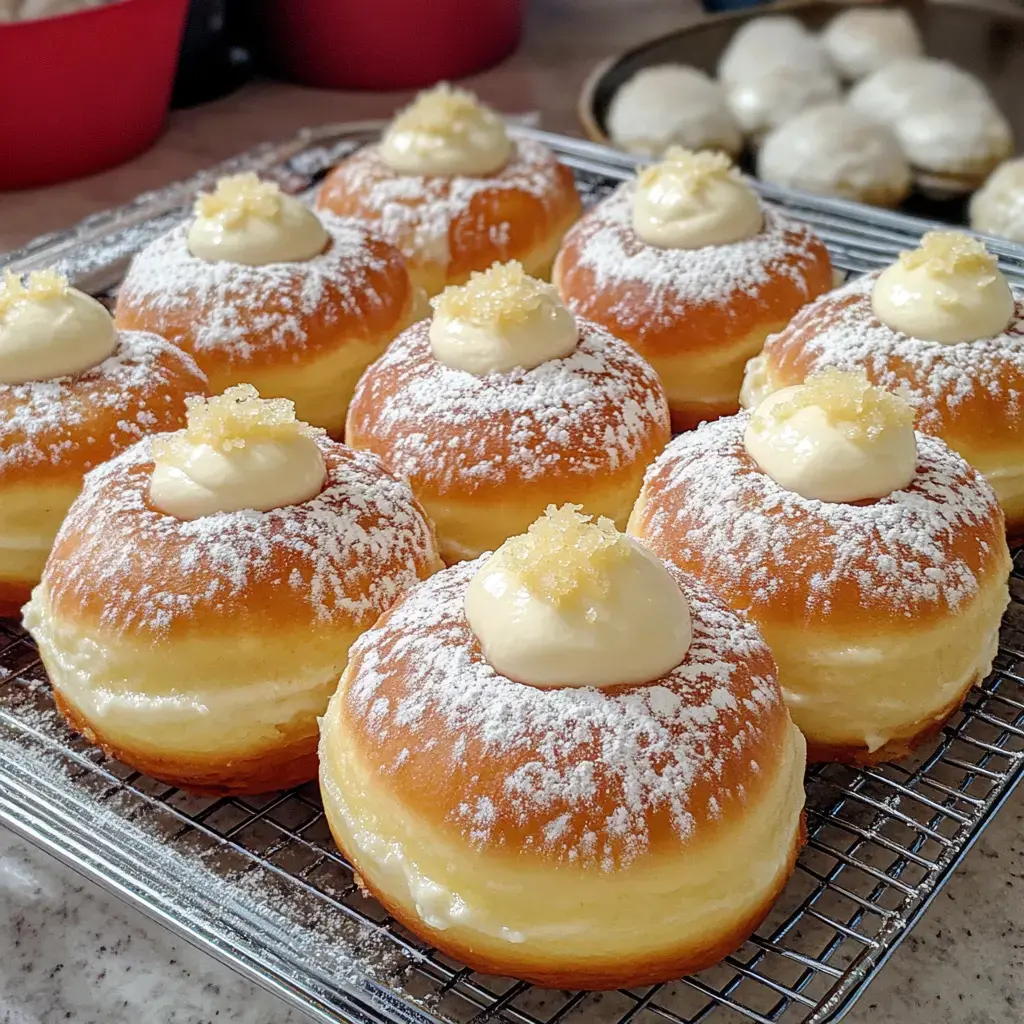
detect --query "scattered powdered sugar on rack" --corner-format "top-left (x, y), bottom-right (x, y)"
top-left (343, 559), bottom-right (781, 870)
top-left (44, 437), bottom-right (437, 634)
top-left (117, 213), bottom-right (400, 363)
top-left (762, 273), bottom-right (1024, 431)
top-left (348, 320), bottom-right (669, 492)
top-left (0, 332), bottom-right (205, 476)
top-left (318, 139), bottom-right (570, 269)
top-left (558, 181), bottom-right (823, 330)
top-left (635, 414), bottom-right (1002, 616)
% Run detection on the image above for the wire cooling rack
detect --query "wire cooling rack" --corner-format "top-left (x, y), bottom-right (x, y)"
top-left (2, 126), bottom-right (1024, 1024)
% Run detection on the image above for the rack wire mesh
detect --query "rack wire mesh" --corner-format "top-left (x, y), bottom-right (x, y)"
top-left (1, 126), bottom-right (1024, 1024)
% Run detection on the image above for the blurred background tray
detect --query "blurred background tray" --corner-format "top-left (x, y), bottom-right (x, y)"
top-left (2, 125), bottom-right (1024, 1024)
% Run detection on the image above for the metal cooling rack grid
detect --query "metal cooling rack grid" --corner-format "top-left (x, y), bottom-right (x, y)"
top-left (1, 126), bottom-right (1024, 1024)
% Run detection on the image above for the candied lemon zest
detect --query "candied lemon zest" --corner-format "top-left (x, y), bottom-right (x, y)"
top-left (194, 173), bottom-right (284, 227)
top-left (754, 368), bottom-right (915, 442)
top-left (432, 260), bottom-right (560, 328)
top-left (152, 384), bottom-right (322, 462)
top-left (637, 146), bottom-right (734, 194)
top-left (390, 83), bottom-right (497, 136)
top-left (0, 269), bottom-right (69, 317)
top-left (898, 231), bottom-right (998, 279)
top-left (500, 503), bottom-right (630, 607)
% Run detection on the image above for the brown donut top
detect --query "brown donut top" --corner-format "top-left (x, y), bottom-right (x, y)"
top-left (336, 557), bottom-right (792, 869)
top-left (0, 330), bottom-right (207, 486)
top-left (41, 436), bottom-right (441, 639)
top-left (630, 411), bottom-right (1007, 627)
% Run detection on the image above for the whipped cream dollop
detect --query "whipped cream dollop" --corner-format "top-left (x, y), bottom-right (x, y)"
top-left (149, 384), bottom-right (326, 520)
top-left (464, 504), bottom-right (692, 688)
top-left (0, 269), bottom-right (118, 385)
top-left (428, 261), bottom-right (578, 375)
top-left (744, 368), bottom-right (917, 503)
top-left (186, 173), bottom-right (328, 266)
top-left (631, 147), bottom-right (763, 249)
top-left (380, 83), bottom-right (512, 177)
top-left (871, 231), bottom-right (1015, 344)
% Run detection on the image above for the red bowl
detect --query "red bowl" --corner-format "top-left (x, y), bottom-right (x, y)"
top-left (0, 0), bottom-right (189, 191)
top-left (260, 0), bottom-right (524, 91)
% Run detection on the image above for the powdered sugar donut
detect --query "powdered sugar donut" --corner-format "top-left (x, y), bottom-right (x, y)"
top-left (607, 64), bottom-right (742, 158)
top-left (718, 16), bottom-right (828, 86)
top-left (629, 413), bottom-right (1010, 763)
top-left (822, 8), bottom-right (923, 81)
top-left (971, 158), bottom-right (1024, 243)
top-left (757, 102), bottom-right (911, 207)
top-left (319, 555), bottom-right (806, 987)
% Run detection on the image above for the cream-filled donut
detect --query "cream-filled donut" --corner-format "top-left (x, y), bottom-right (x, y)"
top-left (757, 103), bottom-right (911, 208)
top-left (743, 232), bottom-right (1024, 535)
top-left (0, 269), bottom-right (208, 616)
top-left (23, 385), bottom-right (442, 795)
top-left (553, 149), bottom-right (832, 431)
top-left (115, 173), bottom-right (419, 437)
top-left (346, 261), bottom-right (670, 563)
top-left (319, 505), bottom-right (806, 987)
top-left (822, 8), bottom-right (923, 81)
top-left (630, 370), bottom-right (1011, 763)
top-left (971, 158), bottom-right (1024, 243)
top-left (718, 16), bottom-right (828, 86)
top-left (607, 64), bottom-right (742, 158)
top-left (316, 85), bottom-right (582, 297)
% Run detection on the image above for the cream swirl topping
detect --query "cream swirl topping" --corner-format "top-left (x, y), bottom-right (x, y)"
top-left (380, 84), bottom-right (512, 177)
top-left (0, 269), bottom-right (118, 385)
top-left (428, 261), bottom-right (578, 375)
top-left (464, 504), bottom-right (692, 688)
top-left (186, 173), bottom-right (328, 266)
top-left (149, 384), bottom-right (326, 520)
top-left (871, 231), bottom-right (1015, 344)
top-left (632, 147), bottom-right (763, 249)
top-left (744, 368), bottom-right (917, 503)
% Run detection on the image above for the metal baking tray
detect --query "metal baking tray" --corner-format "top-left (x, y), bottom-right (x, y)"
top-left (578, 0), bottom-right (1024, 221)
top-left (3, 124), bottom-right (1024, 1024)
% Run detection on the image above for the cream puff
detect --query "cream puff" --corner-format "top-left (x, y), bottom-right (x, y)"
top-left (743, 231), bottom-right (1024, 536)
top-left (553, 148), bottom-right (833, 432)
top-left (757, 103), bottom-right (911, 208)
top-left (971, 158), bottom-right (1024, 244)
top-left (345, 261), bottom-right (670, 564)
top-left (115, 173), bottom-right (419, 437)
top-left (319, 504), bottom-right (806, 987)
top-left (316, 85), bottom-right (582, 297)
top-left (0, 269), bottom-right (208, 616)
top-left (848, 59), bottom-right (1011, 193)
top-left (821, 8), bottom-right (923, 81)
top-left (607, 64), bottom-right (742, 158)
top-left (630, 369), bottom-right (1011, 764)
top-left (23, 385), bottom-right (442, 795)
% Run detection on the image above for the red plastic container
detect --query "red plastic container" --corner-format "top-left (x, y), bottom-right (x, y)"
top-left (260, 0), bottom-right (524, 91)
top-left (0, 0), bottom-right (189, 191)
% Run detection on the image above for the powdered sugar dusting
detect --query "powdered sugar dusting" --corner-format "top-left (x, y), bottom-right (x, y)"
top-left (44, 437), bottom-right (438, 634)
top-left (762, 272), bottom-right (1024, 432)
top-left (558, 181), bottom-right (824, 331)
top-left (317, 139), bottom-right (571, 269)
top-left (117, 213), bottom-right (403, 364)
top-left (634, 413), bottom-right (1003, 617)
top-left (343, 559), bottom-right (781, 870)
top-left (0, 332), bottom-right (206, 477)
top-left (347, 320), bottom-right (669, 492)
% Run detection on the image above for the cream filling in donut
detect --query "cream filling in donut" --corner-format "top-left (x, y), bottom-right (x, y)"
top-left (770, 571), bottom-right (1008, 751)
top-left (739, 353), bottom-right (776, 410)
top-left (23, 588), bottom-right (351, 757)
top-left (320, 695), bottom-right (807, 957)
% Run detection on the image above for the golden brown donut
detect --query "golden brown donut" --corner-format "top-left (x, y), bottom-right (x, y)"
top-left (345, 318), bottom-right (671, 563)
top-left (553, 180), bottom-right (833, 432)
top-left (0, 331), bottom-right (208, 617)
top-left (743, 272), bottom-right (1024, 537)
top-left (628, 414), bottom-right (1011, 764)
top-left (23, 436), bottom-right (442, 795)
top-left (316, 139), bottom-right (583, 297)
top-left (114, 213), bottom-right (418, 437)
top-left (318, 557), bottom-right (807, 988)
